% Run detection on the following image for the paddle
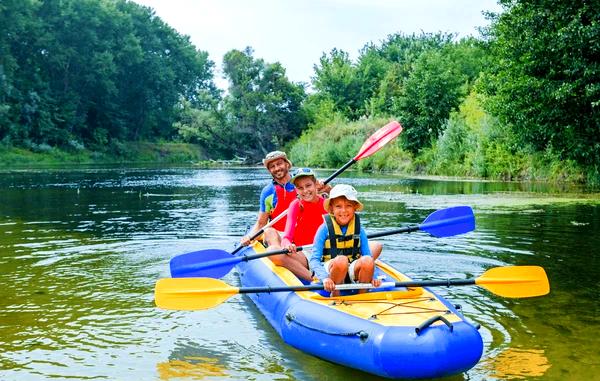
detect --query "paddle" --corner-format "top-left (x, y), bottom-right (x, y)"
top-left (155, 266), bottom-right (550, 311)
top-left (169, 205), bottom-right (475, 278)
top-left (230, 120), bottom-right (403, 255)
top-left (320, 120), bottom-right (403, 184)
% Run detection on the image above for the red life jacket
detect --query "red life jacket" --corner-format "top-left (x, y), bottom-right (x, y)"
top-left (291, 197), bottom-right (326, 246)
top-left (269, 182), bottom-right (297, 231)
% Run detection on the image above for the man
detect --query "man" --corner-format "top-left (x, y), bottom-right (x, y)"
top-left (240, 151), bottom-right (338, 280)
top-left (240, 150), bottom-right (297, 247)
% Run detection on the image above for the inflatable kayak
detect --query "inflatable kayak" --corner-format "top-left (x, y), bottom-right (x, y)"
top-left (236, 242), bottom-right (483, 379)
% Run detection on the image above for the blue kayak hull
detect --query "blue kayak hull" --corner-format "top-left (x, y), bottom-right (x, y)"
top-left (237, 244), bottom-right (483, 379)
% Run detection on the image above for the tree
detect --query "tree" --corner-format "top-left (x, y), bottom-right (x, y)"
top-left (483, 1), bottom-right (600, 167)
top-left (114, 0), bottom-right (218, 142)
top-left (312, 49), bottom-right (363, 119)
top-left (370, 32), bottom-right (456, 118)
top-left (0, 0), bottom-right (219, 149)
top-left (222, 47), bottom-right (306, 159)
top-left (397, 39), bottom-right (487, 154)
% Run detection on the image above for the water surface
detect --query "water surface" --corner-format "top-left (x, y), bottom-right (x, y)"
top-left (1, 167), bottom-right (598, 380)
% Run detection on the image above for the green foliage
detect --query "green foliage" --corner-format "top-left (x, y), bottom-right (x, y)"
top-left (2, 0), bottom-right (598, 184)
top-left (312, 49), bottom-right (364, 119)
top-left (397, 49), bottom-right (463, 154)
top-left (397, 39), bottom-right (488, 154)
top-left (369, 32), bottom-right (456, 118)
top-left (302, 96), bottom-right (346, 133)
top-left (482, 1), bottom-right (600, 169)
top-left (288, 117), bottom-right (411, 172)
top-left (310, 33), bottom-right (488, 156)
top-left (0, 142), bottom-right (207, 166)
top-left (418, 91), bottom-right (592, 182)
top-left (417, 91), bottom-right (522, 179)
top-left (427, 118), bottom-right (478, 177)
top-left (0, 0), bottom-right (219, 149)
top-left (173, 98), bottom-right (230, 157)
top-left (311, 33), bottom-right (459, 122)
top-left (368, 63), bottom-right (404, 116)
top-left (222, 47), bottom-right (307, 160)
top-left (525, 151), bottom-right (585, 183)
top-left (355, 44), bottom-right (391, 117)
top-left (480, 139), bottom-right (527, 180)
top-left (432, 92), bottom-right (485, 176)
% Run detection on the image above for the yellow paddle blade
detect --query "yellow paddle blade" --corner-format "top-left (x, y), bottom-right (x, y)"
top-left (155, 278), bottom-right (239, 310)
top-left (476, 266), bottom-right (550, 298)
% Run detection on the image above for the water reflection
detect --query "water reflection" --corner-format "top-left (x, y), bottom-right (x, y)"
top-left (157, 356), bottom-right (227, 379)
top-left (484, 347), bottom-right (551, 380)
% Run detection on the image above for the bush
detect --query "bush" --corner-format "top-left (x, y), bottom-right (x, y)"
top-left (427, 116), bottom-right (477, 176)
top-left (288, 117), bottom-right (411, 172)
top-left (418, 92), bottom-right (487, 177)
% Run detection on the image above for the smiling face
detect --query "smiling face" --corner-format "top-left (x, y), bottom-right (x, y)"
top-left (266, 158), bottom-right (291, 183)
top-left (328, 197), bottom-right (358, 226)
top-left (294, 176), bottom-right (318, 202)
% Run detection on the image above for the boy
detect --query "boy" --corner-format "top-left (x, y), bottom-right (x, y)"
top-left (310, 184), bottom-right (381, 296)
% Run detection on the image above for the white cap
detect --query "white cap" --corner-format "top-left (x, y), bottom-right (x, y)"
top-left (324, 184), bottom-right (363, 211)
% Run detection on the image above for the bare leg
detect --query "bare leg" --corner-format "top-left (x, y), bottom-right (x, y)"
top-left (328, 256), bottom-right (349, 297)
top-left (263, 228), bottom-right (282, 248)
top-left (353, 256), bottom-right (375, 294)
top-left (369, 241), bottom-right (382, 261)
top-left (263, 229), bottom-right (311, 280)
top-left (270, 252), bottom-right (312, 281)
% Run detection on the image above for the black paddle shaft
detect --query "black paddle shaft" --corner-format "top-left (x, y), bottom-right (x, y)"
top-left (236, 278), bottom-right (477, 295)
top-left (368, 225), bottom-right (420, 239)
top-left (236, 226), bottom-right (422, 261)
top-left (322, 159), bottom-right (356, 185)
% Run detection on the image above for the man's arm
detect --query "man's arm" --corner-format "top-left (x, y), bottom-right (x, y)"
top-left (240, 184), bottom-right (273, 246)
top-left (240, 211), bottom-right (269, 246)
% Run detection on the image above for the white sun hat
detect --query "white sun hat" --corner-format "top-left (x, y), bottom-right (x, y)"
top-left (324, 184), bottom-right (364, 211)
top-left (262, 150), bottom-right (292, 168)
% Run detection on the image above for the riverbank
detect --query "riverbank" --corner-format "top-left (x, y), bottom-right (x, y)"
top-left (0, 143), bottom-right (208, 166)
top-left (2, 143), bottom-right (598, 189)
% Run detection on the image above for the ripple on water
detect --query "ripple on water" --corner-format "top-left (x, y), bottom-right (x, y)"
top-left (1, 168), bottom-right (598, 380)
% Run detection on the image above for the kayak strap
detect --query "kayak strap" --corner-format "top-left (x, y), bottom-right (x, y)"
top-left (415, 314), bottom-right (454, 335)
top-left (285, 313), bottom-right (369, 341)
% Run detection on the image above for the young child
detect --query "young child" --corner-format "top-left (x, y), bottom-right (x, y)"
top-left (280, 168), bottom-right (328, 268)
top-left (267, 168), bottom-right (326, 281)
top-left (310, 184), bottom-right (382, 296)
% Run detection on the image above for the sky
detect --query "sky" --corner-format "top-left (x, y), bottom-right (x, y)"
top-left (131, 0), bottom-right (503, 89)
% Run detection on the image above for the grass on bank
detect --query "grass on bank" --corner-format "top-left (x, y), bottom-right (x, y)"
top-left (0, 142), bottom-right (208, 166)
top-left (288, 116), bottom-right (413, 173)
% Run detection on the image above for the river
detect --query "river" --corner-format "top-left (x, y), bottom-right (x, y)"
top-left (0, 166), bottom-right (598, 380)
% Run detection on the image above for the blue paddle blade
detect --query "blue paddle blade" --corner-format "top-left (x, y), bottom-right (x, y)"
top-left (170, 249), bottom-right (238, 278)
top-left (420, 206), bottom-right (475, 237)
